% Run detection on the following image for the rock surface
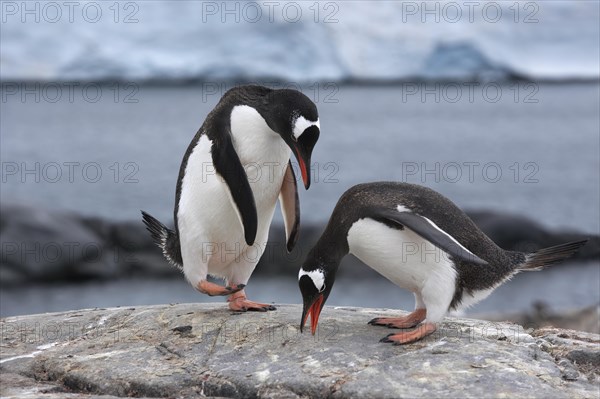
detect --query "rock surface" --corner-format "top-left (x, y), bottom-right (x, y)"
top-left (476, 302), bottom-right (600, 335)
top-left (1, 304), bottom-right (599, 398)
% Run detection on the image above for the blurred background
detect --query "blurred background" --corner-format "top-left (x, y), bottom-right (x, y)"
top-left (1, 1), bottom-right (599, 332)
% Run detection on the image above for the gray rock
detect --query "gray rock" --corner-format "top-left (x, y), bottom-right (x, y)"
top-left (125, 251), bottom-right (179, 277)
top-left (109, 220), bottom-right (154, 251)
top-left (0, 204), bottom-right (111, 281)
top-left (559, 358), bottom-right (581, 381)
top-left (568, 350), bottom-right (600, 367)
top-left (532, 327), bottom-right (600, 383)
top-left (1, 304), bottom-right (598, 398)
top-left (473, 302), bottom-right (600, 334)
top-left (467, 211), bottom-right (599, 259)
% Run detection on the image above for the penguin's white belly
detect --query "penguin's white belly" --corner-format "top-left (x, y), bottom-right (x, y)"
top-left (177, 129), bottom-right (290, 277)
top-left (347, 218), bottom-right (457, 293)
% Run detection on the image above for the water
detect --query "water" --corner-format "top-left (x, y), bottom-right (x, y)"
top-left (2, 83), bottom-right (599, 234)
top-left (1, 261), bottom-right (598, 318)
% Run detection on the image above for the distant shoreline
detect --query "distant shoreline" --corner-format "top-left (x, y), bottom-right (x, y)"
top-left (1, 203), bottom-right (597, 286)
top-left (2, 78), bottom-right (599, 86)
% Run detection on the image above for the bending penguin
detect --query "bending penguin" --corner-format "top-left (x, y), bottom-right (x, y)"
top-left (143, 85), bottom-right (320, 311)
top-left (299, 182), bottom-right (587, 344)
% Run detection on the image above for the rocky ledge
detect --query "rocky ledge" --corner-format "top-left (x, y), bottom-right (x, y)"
top-left (1, 304), bottom-right (598, 398)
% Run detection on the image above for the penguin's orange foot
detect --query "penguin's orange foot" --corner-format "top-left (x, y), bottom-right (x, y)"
top-left (379, 322), bottom-right (437, 345)
top-left (227, 290), bottom-right (276, 312)
top-left (368, 308), bottom-right (426, 329)
top-left (197, 281), bottom-right (245, 296)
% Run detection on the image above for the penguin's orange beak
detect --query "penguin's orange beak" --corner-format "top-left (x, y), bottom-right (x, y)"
top-left (292, 144), bottom-right (311, 190)
top-left (290, 125), bottom-right (319, 190)
top-left (300, 293), bottom-right (324, 335)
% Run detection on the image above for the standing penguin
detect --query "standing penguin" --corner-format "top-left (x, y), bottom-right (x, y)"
top-left (299, 182), bottom-right (587, 344)
top-left (143, 85), bottom-right (320, 311)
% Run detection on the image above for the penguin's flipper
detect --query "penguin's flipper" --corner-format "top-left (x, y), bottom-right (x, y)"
top-left (369, 207), bottom-right (488, 265)
top-left (212, 135), bottom-right (258, 246)
top-left (279, 160), bottom-right (300, 252)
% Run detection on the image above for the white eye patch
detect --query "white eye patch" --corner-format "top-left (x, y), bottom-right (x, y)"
top-left (298, 268), bottom-right (325, 292)
top-left (293, 116), bottom-right (320, 140)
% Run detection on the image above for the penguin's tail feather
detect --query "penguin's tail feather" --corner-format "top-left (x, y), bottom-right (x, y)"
top-left (518, 240), bottom-right (588, 271)
top-left (141, 211), bottom-right (183, 270)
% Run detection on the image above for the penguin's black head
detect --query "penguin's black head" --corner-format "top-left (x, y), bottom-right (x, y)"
top-left (263, 89), bottom-right (320, 190)
top-left (298, 265), bottom-right (335, 335)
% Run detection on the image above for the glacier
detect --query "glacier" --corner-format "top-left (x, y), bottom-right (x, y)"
top-left (1, 1), bottom-right (598, 82)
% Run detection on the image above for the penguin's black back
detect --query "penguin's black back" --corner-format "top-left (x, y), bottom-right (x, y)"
top-left (317, 182), bottom-right (525, 305)
top-left (173, 85), bottom-right (272, 235)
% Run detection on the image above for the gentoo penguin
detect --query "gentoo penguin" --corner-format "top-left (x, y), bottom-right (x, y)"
top-left (142, 85), bottom-right (320, 311)
top-left (299, 182), bottom-right (587, 344)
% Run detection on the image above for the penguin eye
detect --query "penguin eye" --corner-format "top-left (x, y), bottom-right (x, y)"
top-left (318, 282), bottom-right (326, 293)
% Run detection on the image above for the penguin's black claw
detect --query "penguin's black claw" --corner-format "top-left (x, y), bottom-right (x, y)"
top-left (379, 333), bottom-right (395, 343)
top-left (367, 312), bottom-right (427, 329)
top-left (369, 317), bottom-right (394, 327)
top-left (369, 317), bottom-right (393, 327)
top-left (226, 284), bottom-right (245, 292)
top-left (229, 296), bottom-right (276, 312)
top-left (245, 304), bottom-right (276, 312)
top-left (378, 323), bottom-right (437, 345)
top-left (247, 306), bottom-right (268, 312)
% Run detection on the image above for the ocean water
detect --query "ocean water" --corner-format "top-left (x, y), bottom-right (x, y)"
top-left (1, 83), bottom-right (599, 234)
